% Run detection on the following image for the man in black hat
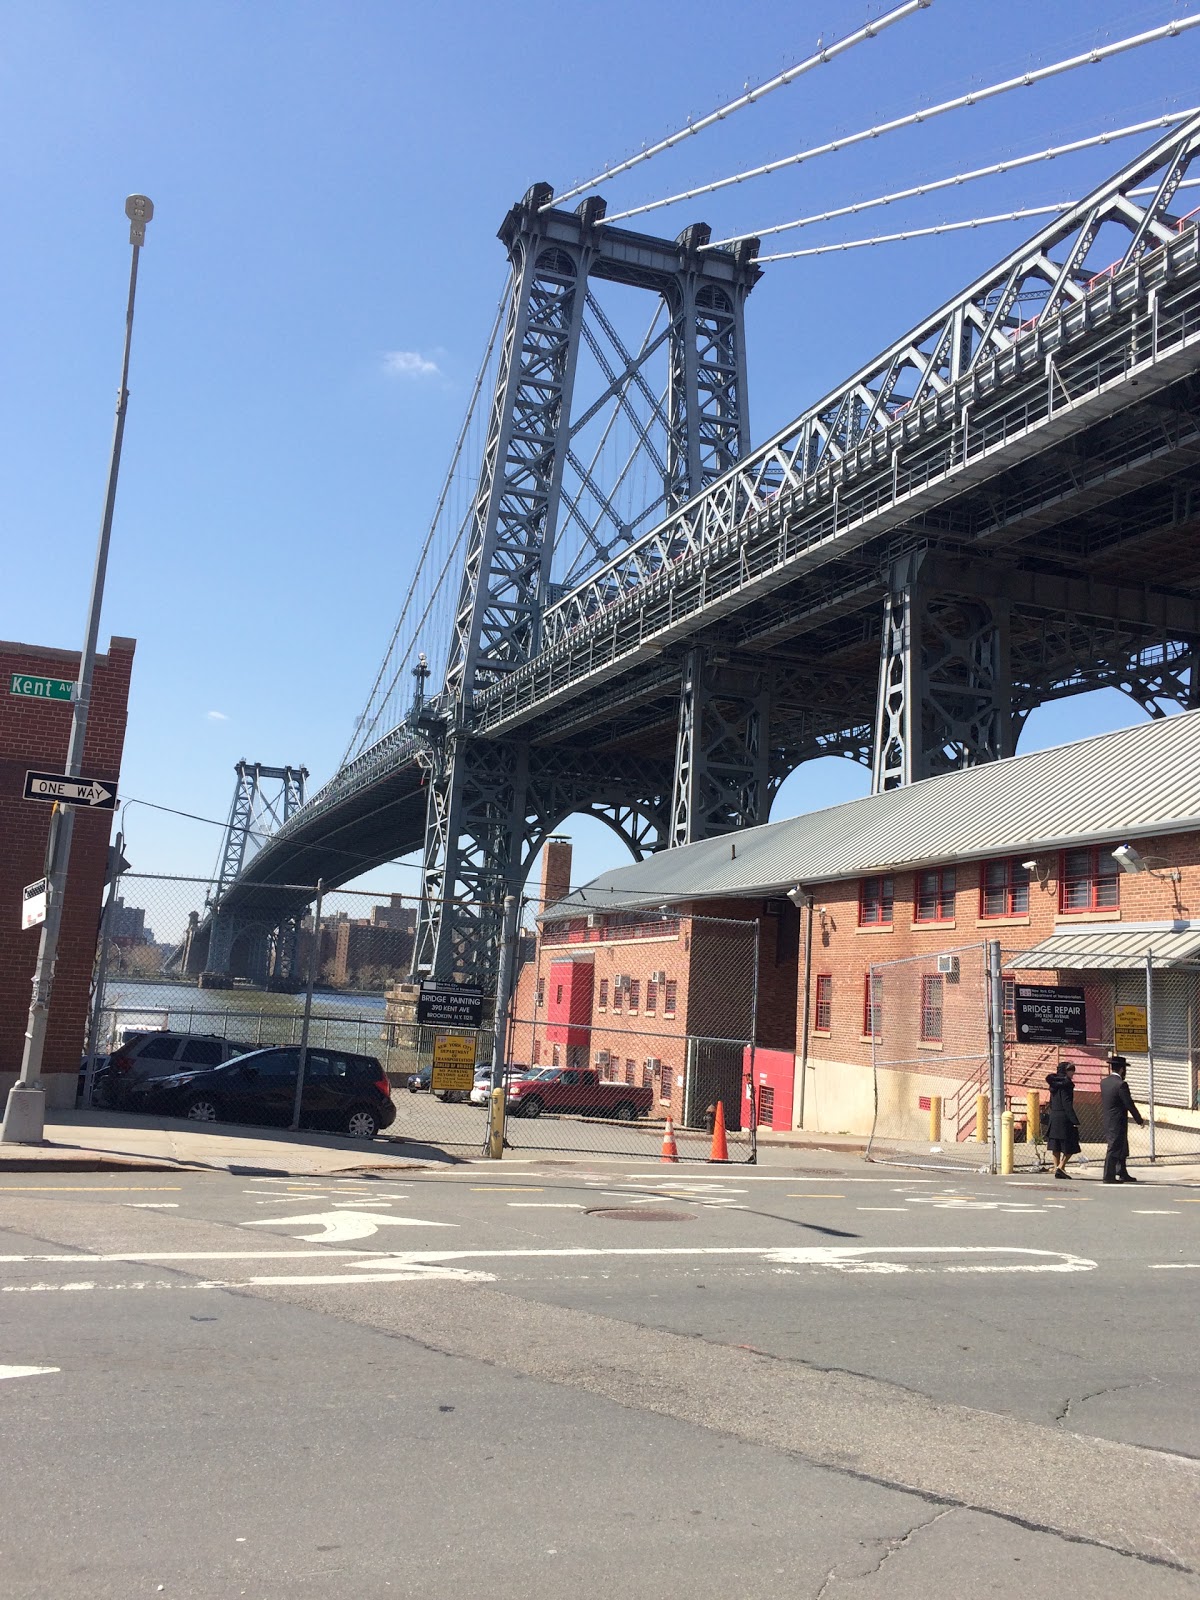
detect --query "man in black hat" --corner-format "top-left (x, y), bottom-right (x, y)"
top-left (1102, 1056), bottom-right (1145, 1184)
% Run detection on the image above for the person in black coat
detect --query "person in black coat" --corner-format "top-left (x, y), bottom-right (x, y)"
top-left (1102, 1055), bottom-right (1144, 1184)
top-left (1045, 1062), bottom-right (1081, 1178)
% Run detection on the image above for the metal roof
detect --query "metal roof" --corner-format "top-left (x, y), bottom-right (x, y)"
top-left (1005, 923), bottom-right (1200, 972)
top-left (551, 709), bottom-right (1200, 916)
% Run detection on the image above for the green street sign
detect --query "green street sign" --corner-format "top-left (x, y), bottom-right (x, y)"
top-left (9, 674), bottom-right (73, 702)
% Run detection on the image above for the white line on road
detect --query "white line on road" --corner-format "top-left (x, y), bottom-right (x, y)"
top-left (0, 1364), bottom-right (60, 1379)
top-left (1134, 1210), bottom-right (1180, 1215)
top-left (507, 1203), bottom-right (585, 1209)
top-left (245, 1211), bottom-right (455, 1242)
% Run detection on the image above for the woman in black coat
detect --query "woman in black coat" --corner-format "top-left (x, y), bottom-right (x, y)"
top-left (1045, 1062), bottom-right (1081, 1179)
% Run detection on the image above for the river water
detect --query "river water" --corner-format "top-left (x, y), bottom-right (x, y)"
top-left (99, 979), bottom-right (393, 1058)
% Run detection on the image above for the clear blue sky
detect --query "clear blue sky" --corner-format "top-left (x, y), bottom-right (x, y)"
top-left (2, 0), bottom-right (1197, 894)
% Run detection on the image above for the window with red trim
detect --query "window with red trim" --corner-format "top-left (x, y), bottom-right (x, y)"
top-left (536, 978), bottom-right (545, 1007)
top-left (814, 974), bottom-right (833, 1033)
top-left (664, 979), bottom-right (678, 1017)
top-left (920, 974), bottom-right (944, 1042)
top-left (1058, 847), bottom-right (1120, 912)
top-left (980, 858), bottom-right (1030, 918)
top-left (645, 980), bottom-right (657, 1014)
top-left (859, 875), bottom-right (894, 926)
top-left (627, 979), bottom-right (640, 1012)
top-left (915, 867), bottom-right (956, 922)
top-left (863, 973), bottom-right (883, 1038)
top-left (597, 978), bottom-right (608, 1010)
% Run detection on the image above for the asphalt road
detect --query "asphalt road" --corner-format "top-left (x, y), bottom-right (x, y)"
top-left (1, 1159), bottom-right (1197, 1597)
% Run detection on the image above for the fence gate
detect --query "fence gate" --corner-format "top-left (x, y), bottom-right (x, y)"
top-left (503, 913), bottom-right (760, 1161)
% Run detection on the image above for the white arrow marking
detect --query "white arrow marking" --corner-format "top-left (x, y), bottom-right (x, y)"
top-left (244, 1210), bottom-right (455, 1243)
top-left (0, 1364), bottom-right (60, 1380)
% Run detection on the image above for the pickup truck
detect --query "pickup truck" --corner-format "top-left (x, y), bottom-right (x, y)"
top-left (506, 1066), bottom-right (654, 1121)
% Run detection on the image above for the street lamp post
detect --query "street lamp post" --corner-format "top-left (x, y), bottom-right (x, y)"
top-left (1, 195), bottom-right (154, 1145)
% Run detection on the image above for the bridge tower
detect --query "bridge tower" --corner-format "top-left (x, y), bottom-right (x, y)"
top-left (415, 185), bottom-right (761, 983)
top-left (203, 761), bottom-right (308, 985)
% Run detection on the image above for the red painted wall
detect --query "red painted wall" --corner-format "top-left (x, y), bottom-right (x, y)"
top-left (545, 959), bottom-right (594, 1047)
top-left (743, 1046), bottom-right (795, 1131)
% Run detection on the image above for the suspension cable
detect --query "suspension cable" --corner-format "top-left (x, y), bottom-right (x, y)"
top-left (755, 177), bottom-right (1200, 261)
top-left (603, 14), bottom-right (1200, 226)
top-left (344, 270), bottom-right (512, 764)
top-left (547, 0), bottom-right (932, 212)
top-left (707, 108), bottom-right (1197, 248)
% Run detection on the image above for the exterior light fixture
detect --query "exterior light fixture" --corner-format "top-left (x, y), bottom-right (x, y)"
top-left (1112, 844), bottom-right (1181, 883)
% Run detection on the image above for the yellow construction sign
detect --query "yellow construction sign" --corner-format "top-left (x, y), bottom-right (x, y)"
top-left (431, 1033), bottom-right (476, 1093)
top-left (1114, 1004), bottom-right (1148, 1054)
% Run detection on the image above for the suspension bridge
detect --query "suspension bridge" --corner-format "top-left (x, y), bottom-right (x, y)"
top-left (183, 9), bottom-right (1200, 991)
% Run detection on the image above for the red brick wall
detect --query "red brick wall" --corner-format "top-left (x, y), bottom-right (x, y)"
top-left (0, 637), bottom-right (136, 1103)
top-left (797, 833), bottom-right (1200, 1078)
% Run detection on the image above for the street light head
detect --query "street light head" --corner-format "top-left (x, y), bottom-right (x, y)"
top-left (125, 194), bottom-right (154, 246)
top-left (1112, 844), bottom-right (1148, 875)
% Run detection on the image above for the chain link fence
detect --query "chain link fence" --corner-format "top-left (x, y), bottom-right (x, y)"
top-left (85, 872), bottom-right (499, 1149)
top-left (865, 941), bottom-right (1200, 1172)
top-left (503, 912), bottom-right (762, 1160)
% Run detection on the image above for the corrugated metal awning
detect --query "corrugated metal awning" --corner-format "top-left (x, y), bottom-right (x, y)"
top-left (1006, 925), bottom-right (1200, 971)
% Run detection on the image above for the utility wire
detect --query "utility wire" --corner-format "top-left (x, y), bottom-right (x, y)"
top-left (603, 14), bottom-right (1200, 226)
top-left (547, 0), bottom-right (932, 212)
top-left (755, 176), bottom-right (1200, 260)
top-left (707, 108), bottom-right (1198, 248)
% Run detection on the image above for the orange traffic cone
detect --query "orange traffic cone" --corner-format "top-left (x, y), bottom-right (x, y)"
top-left (660, 1117), bottom-right (679, 1163)
top-left (708, 1100), bottom-right (729, 1163)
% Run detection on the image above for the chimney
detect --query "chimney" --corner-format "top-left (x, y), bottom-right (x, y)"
top-left (540, 836), bottom-right (573, 914)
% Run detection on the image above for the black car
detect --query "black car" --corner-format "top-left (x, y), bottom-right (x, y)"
top-left (126, 1046), bottom-right (397, 1138)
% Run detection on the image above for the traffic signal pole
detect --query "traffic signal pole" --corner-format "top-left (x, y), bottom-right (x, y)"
top-left (2, 196), bottom-right (153, 1145)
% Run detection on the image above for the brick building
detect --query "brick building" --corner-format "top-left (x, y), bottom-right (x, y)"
top-left (514, 713), bottom-right (1200, 1139)
top-left (1, 637), bottom-right (136, 1108)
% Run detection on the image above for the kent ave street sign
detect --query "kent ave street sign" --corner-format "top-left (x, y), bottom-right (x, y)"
top-left (9, 673), bottom-right (73, 702)
top-left (22, 770), bottom-right (117, 810)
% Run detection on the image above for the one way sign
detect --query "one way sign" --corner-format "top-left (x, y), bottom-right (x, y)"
top-left (23, 770), bottom-right (117, 810)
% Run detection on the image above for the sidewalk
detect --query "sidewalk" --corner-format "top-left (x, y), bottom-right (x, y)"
top-left (0, 1111), bottom-right (467, 1176)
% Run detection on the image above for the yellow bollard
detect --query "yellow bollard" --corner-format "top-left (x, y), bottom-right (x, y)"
top-left (929, 1094), bottom-right (942, 1143)
top-left (975, 1092), bottom-right (989, 1144)
top-left (1026, 1090), bottom-right (1040, 1144)
top-left (488, 1086), bottom-right (506, 1160)
top-left (1000, 1109), bottom-right (1015, 1175)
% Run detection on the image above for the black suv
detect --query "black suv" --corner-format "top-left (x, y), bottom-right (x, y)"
top-left (125, 1046), bottom-right (397, 1138)
top-left (92, 1031), bottom-right (254, 1108)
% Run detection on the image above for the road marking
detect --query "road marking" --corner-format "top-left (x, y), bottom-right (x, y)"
top-left (1150, 1263), bottom-right (1200, 1269)
top-left (858, 1207), bottom-right (907, 1212)
top-left (1134, 1210), bottom-right (1180, 1215)
top-left (0, 1185), bottom-right (182, 1192)
top-left (786, 1194), bottom-right (845, 1199)
top-left (0, 1249), bottom-right (392, 1264)
top-left (2, 1269), bottom-right (493, 1292)
top-left (507, 1203), bottom-right (585, 1209)
top-left (471, 1186), bottom-right (544, 1192)
top-left (245, 1211), bottom-right (455, 1242)
top-left (0, 1364), bottom-right (60, 1379)
top-left (337, 1244), bottom-right (1095, 1274)
top-left (127, 1203), bottom-right (179, 1209)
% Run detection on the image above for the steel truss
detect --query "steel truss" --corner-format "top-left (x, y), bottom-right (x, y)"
top-left (206, 762), bottom-right (307, 980)
top-left (418, 186), bottom-right (758, 983)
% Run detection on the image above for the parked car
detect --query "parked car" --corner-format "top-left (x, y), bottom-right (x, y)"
top-left (93, 1031), bottom-right (254, 1108)
top-left (125, 1045), bottom-right (397, 1138)
top-left (407, 1065), bottom-right (432, 1093)
top-left (506, 1066), bottom-right (653, 1120)
top-left (469, 1068), bottom-right (496, 1106)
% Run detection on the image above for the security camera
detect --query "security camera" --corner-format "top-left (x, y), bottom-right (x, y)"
top-left (1111, 844), bottom-right (1148, 875)
top-left (786, 885), bottom-right (807, 906)
top-left (1020, 860), bottom-right (1038, 872)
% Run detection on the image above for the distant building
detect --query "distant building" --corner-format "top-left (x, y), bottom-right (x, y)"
top-left (108, 896), bottom-right (154, 949)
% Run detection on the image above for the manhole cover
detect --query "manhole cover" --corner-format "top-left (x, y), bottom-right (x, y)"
top-left (586, 1207), bottom-right (694, 1222)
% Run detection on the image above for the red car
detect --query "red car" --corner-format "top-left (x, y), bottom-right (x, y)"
top-left (506, 1066), bottom-right (653, 1121)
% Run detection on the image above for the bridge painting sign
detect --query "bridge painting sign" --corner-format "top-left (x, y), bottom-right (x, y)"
top-left (1013, 984), bottom-right (1087, 1045)
top-left (417, 981), bottom-right (485, 1029)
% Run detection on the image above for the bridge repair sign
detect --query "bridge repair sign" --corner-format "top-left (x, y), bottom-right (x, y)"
top-left (1013, 984), bottom-right (1087, 1045)
top-left (431, 1034), bottom-right (476, 1094)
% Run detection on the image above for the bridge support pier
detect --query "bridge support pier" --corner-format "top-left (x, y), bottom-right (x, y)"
top-left (872, 551), bottom-right (1012, 793)
top-left (671, 646), bottom-right (770, 845)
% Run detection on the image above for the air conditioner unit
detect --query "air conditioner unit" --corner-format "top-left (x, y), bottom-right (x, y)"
top-left (936, 954), bottom-right (960, 980)
top-left (615, 974), bottom-right (631, 990)
top-left (596, 1050), bottom-right (611, 1066)
top-left (651, 970), bottom-right (667, 986)
top-left (645, 1057), bottom-right (661, 1072)
top-left (586, 913), bottom-right (601, 928)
